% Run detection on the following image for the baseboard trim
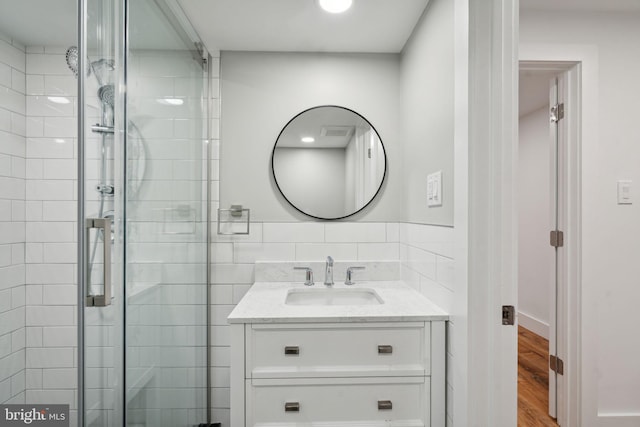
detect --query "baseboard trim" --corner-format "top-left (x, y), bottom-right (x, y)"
top-left (598, 414), bottom-right (640, 427)
top-left (518, 311), bottom-right (549, 339)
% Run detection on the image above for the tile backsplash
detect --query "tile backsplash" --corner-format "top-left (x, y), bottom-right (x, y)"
top-left (208, 220), bottom-right (454, 426)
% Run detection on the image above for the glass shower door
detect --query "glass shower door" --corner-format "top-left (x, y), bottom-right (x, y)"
top-left (79, 0), bottom-right (124, 425)
top-left (124, 1), bottom-right (209, 426)
top-left (79, 0), bottom-right (208, 426)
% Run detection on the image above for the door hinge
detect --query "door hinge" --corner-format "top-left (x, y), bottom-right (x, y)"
top-left (550, 355), bottom-right (564, 375)
top-left (550, 103), bottom-right (564, 123)
top-left (550, 230), bottom-right (564, 248)
top-left (502, 305), bottom-right (515, 325)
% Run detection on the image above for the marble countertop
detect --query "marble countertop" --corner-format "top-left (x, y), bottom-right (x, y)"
top-left (227, 281), bottom-right (449, 324)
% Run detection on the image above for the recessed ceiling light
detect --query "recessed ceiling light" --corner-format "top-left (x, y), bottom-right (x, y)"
top-left (301, 137), bottom-right (315, 143)
top-left (318, 0), bottom-right (352, 14)
top-left (48, 96), bottom-right (71, 104)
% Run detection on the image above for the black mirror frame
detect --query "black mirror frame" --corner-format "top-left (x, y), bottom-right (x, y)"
top-left (271, 105), bottom-right (387, 220)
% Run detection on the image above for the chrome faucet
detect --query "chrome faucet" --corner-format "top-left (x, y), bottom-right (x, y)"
top-left (324, 256), bottom-right (334, 286)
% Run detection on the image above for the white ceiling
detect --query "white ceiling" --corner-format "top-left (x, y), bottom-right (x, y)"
top-left (0, 0), bottom-right (76, 47)
top-left (177, 0), bottom-right (430, 53)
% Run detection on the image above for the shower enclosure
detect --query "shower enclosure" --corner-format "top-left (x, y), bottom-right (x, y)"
top-left (78, 0), bottom-right (210, 425)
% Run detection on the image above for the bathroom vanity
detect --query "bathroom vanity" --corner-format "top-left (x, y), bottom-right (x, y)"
top-left (229, 281), bottom-right (448, 426)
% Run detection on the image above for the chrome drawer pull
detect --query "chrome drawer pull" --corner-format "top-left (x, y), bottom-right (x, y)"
top-left (285, 402), bottom-right (300, 412)
top-left (378, 345), bottom-right (393, 354)
top-left (284, 346), bottom-right (300, 355)
top-left (378, 400), bottom-right (393, 410)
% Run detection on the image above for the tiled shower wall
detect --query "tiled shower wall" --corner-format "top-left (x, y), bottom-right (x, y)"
top-left (23, 46), bottom-right (78, 414)
top-left (0, 34), bottom-right (26, 405)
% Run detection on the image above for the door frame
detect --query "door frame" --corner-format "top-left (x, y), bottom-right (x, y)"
top-left (518, 45), bottom-right (598, 426)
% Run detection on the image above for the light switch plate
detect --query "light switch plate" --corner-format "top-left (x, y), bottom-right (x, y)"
top-left (427, 171), bottom-right (442, 207)
top-left (617, 180), bottom-right (632, 204)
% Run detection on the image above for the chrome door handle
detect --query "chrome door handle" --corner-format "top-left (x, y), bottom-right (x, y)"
top-left (85, 218), bottom-right (112, 307)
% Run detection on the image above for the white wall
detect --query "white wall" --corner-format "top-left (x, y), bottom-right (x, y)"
top-left (400, 0), bottom-right (454, 226)
top-left (273, 147), bottom-right (346, 218)
top-left (219, 51), bottom-right (401, 222)
top-left (0, 33), bottom-right (26, 406)
top-left (518, 106), bottom-right (552, 338)
top-left (521, 9), bottom-right (640, 419)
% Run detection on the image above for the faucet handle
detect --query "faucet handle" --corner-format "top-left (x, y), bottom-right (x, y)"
top-left (293, 267), bottom-right (314, 286)
top-left (345, 266), bottom-right (365, 285)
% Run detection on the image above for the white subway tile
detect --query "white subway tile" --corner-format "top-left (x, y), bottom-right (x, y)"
top-left (26, 328), bottom-right (42, 347)
top-left (25, 244), bottom-right (43, 264)
top-left (11, 243), bottom-right (24, 265)
top-left (25, 389), bottom-right (74, 406)
top-left (11, 156), bottom-right (25, 178)
top-left (41, 327), bottom-right (76, 347)
top-left (357, 243), bottom-right (400, 261)
top-left (232, 284), bottom-right (251, 304)
top-left (27, 137), bottom-right (73, 159)
top-left (42, 285), bottom-right (76, 305)
top-left (26, 306), bottom-right (74, 327)
top-left (386, 222), bottom-right (400, 242)
top-left (11, 69), bottom-right (25, 93)
top-left (210, 243), bottom-right (233, 264)
top-left (0, 87), bottom-right (25, 115)
top-left (42, 368), bottom-right (76, 389)
top-left (0, 42), bottom-right (25, 72)
top-left (26, 264), bottom-right (74, 284)
top-left (25, 116), bottom-right (44, 137)
top-left (26, 222), bottom-right (74, 243)
top-left (11, 201), bottom-right (25, 223)
top-left (26, 95), bottom-right (73, 117)
top-left (210, 264), bottom-right (254, 284)
top-left (25, 201), bottom-right (42, 222)
top-left (26, 54), bottom-right (69, 76)
top-left (41, 201), bottom-right (76, 222)
top-left (25, 369), bottom-right (42, 389)
top-left (400, 223), bottom-right (454, 258)
top-left (0, 131), bottom-right (25, 157)
top-left (26, 75), bottom-right (44, 95)
top-left (295, 243), bottom-right (357, 262)
top-left (0, 109), bottom-right (10, 132)
top-left (0, 62), bottom-right (10, 88)
top-left (325, 222), bottom-right (387, 243)
top-left (42, 159), bottom-right (76, 180)
top-left (263, 222), bottom-right (324, 243)
top-left (10, 286), bottom-right (25, 308)
top-left (419, 276), bottom-right (453, 313)
top-left (0, 245), bottom-right (10, 267)
top-left (211, 285), bottom-right (232, 305)
top-left (26, 180), bottom-right (73, 200)
top-left (234, 243), bottom-right (295, 263)
top-left (43, 117), bottom-right (76, 138)
top-left (10, 112), bottom-right (25, 137)
top-left (0, 289), bottom-right (10, 313)
top-left (436, 255), bottom-right (454, 290)
top-left (11, 328), bottom-right (25, 352)
top-left (0, 200), bottom-right (11, 221)
top-left (404, 245), bottom-right (437, 280)
top-left (44, 76), bottom-right (76, 96)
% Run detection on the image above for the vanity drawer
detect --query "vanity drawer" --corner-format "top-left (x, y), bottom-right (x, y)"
top-left (247, 376), bottom-right (429, 426)
top-left (246, 322), bottom-right (430, 378)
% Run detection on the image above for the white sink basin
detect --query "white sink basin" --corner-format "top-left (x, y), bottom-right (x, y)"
top-left (285, 288), bottom-right (383, 306)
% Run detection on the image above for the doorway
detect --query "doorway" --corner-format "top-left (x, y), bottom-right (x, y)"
top-left (517, 67), bottom-right (558, 426)
top-left (517, 60), bottom-right (582, 427)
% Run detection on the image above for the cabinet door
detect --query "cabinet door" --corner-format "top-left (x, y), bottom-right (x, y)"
top-left (247, 322), bottom-right (429, 378)
top-left (247, 376), bottom-right (429, 426)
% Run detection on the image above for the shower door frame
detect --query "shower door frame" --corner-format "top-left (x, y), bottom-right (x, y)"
top-left (77, 0), bottom-right (212, 425)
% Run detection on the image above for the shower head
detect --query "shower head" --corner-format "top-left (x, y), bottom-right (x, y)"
top-left (65, 46), bottom-right (115, 86)
top-left (91, 59), bottom-right (116, 87)
top-left (98, 84), bottom-right (115, 108)
top-left (65, 46), bottom-right (79, 77)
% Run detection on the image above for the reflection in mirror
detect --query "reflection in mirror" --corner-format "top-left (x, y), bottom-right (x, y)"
top-left (272, 106), bottom-right (386, 219)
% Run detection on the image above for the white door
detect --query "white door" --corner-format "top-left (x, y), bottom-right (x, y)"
top-left (548, 73), bottom-right (568, 423)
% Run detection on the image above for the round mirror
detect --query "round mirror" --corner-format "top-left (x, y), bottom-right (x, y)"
top-left (271, 105), bottom-right (387, 220)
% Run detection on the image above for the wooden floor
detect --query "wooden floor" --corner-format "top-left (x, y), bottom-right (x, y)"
top-left (518, 326), bottom-right (559, 427)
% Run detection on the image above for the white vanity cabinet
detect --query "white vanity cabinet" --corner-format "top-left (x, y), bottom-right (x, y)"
top-left (230, 321), bottom-right (446, 426)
